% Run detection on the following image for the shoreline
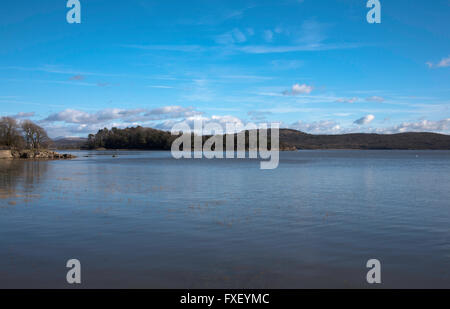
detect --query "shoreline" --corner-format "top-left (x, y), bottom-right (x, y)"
top-left (0, 149), bottom-right (76, 160)
top-left (58, 148), bottom-right (450, 152)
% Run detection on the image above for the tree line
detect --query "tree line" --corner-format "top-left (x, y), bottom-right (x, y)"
top-left (0, 117), bottom-right (51, 150)
top-left (87, 126), bottom-right (177, 150)
top-left (86, 126), bottom-right (275, 150)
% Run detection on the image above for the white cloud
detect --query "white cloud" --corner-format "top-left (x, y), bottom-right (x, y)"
top-left (336, 97), bottom-right (359, 103)
top-left (9, 112), bottom-right (35, 119)
top-left (40, 106), bottom-right (450, 138)
top-left (144, 106), bottom-right (201, 119)
top-left (289, 118), bottom-right (450, 135)
top-left (292, 83), bottom-right (313, 94)
top-left (290, 120), bottom-right (342, 134)
top-left (43, 106), bottom-right (201, 125)
top-left (211, 115), bottom-right (244, 127)
top-left (333, 113), bottom-right (353, 117)
top-left (283, 83), bottom-right (313, 96)
top-left (40, 107), bottom-right (203, 137)
top-left (426, 56), bottom-right (450, 68)
top-left (437, 57), bottom-right (450, 67)
top-left (44, 109), bottom-right (98, 124)
top-left (354, 114), bottom-right (375, 125)
top-left (154, 114), bottom-right (246, 134)
top-left (382, 119), bottom-right (450, 133)
top-left (366, 96), bottom-right (385, 102)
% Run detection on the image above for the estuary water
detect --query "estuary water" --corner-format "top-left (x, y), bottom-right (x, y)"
top-left (0, 150), bottom-right (449, 288)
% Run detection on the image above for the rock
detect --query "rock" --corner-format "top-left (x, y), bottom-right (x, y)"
top-left (0, 150), bottom-right (13, 159)
top-left (281, 145), bottom-right (298, 151)
top-left (10, 149), bottom-right (76, 160)
top-left (20, 151), bottom-right (33, 159)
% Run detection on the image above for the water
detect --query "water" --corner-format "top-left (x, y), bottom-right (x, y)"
top-left (0, 150), bottom-right (449, 288)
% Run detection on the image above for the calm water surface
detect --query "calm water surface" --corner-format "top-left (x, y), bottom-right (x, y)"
top-left (0, 150), bottom-right (449, 288)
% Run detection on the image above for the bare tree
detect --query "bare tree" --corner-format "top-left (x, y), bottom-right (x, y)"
top-left (0, 117), bottom-right (24, 148)
top-left (21, 120), bottom-right (51, 149)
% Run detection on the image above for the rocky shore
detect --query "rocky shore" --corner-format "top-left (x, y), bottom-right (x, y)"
top-left (0, 149), bottom-right (76, 160)
top-left (279, 145), bottom-right (298, 151)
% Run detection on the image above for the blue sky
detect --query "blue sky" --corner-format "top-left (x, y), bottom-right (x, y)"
top-left (0, 0), bottom-right (449, 137)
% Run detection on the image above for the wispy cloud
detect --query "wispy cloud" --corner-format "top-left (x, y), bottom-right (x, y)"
top-left (335, 97), bottom-right (359, 103)
top-left (38, 105), bottom-right (450, 137)
top-left (3, 65), bottom-right (122, 78)
top-left (215, 28), bottom-right (247, 45)
top-left (271, 59), bottom-right (303, 70)
top-left (42, 106), bottom-right (202, 125)
top-left (235, 43), bottom-right (361, 54)
top-left (289, 118), bottom-right (450, 135)
top-left (122, 44), bottom-right (206, 53)
top-left (220, 75), bottom-right (273, 81)
top-left (382, 118), bottom-right (450, 133)
top-left (153, 114), bottom-right (246, 134)
top-left (247, 111), bottom-right (272, 121)
top-left (426, 56), bottom-right (450, 68)
top-left (290, 120), bottom-right (342, 134)
top-left (8, 112), bottom-right (36, 119)
top-left (69, 75), bottom-right (85, 81)
top-left (296, 19), bottom-right (328, 45)
top-left (354, 114), bottom-right (375, 125)
top-left (147, 85), bottom-right (174, 89)
top-left (366, 96), bottom-right (385, 102)
top-left (181, 5), bottom-right (257, 26)
top-left (283, 83), bottom-right (313, 96)
top-left (263, 30), bottom-right (273, 42)
top-left (123, 42), bottom-right (361, 55)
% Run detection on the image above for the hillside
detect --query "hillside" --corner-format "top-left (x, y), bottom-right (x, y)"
top-left (52, 137), bottom-right (88, 150)
top-left (280, 129), bottom-right (450, 150)
top-left (77, 126), bottom-right (450, 150)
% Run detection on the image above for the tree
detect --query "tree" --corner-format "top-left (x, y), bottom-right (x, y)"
top-left (0, 117), bottom-right (24, 148)
top-left (21, 120), bottom-right (51, 149)
top-left (86, 126), bottom-right (175, 150)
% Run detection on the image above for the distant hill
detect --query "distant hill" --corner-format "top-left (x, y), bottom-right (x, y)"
top-left (279, 129), bottom-right (450, 150)
top-left (52, 137), bottom-right (88, 150)
top-left (63, 127), bottom-right (450, 150)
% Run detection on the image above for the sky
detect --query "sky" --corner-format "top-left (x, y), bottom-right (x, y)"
top-left (0, 0), bottom-right (449, 137)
